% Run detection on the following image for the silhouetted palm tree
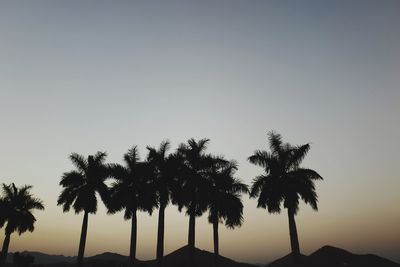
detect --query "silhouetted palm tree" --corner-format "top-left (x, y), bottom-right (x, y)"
top-left (57, 152), bottom-right (110, 267)
top-left (176, 138), bottom-right (213, 267)
top-left (249, 131), bottom-right (323, 259)
top-left (208, 158), bottom-right (248, 267)
top-left (0, 183), bottom-right (44, 267)
top-left (146, 141), bottom-right (181, 267)
top-left (108, 146), bottom-right (158, 267)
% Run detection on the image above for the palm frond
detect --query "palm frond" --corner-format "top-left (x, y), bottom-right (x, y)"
top-left (124, 146), bottom-right (139, 169)
top-left (159, 140), bottom-right (170, 157)
top-left (249, 175), bottom-right (266, 198)
top-left (291, 168), bottom-right (323, 180)
top-left (2, 183), bottom-right (14, 199)
top-left (268, 131), bottom-right (283, 155)
top-left (93, 151), bottom-right (107, 164)
top-left (25, 197), bottom-right (45, 210)
top-left (69, 153), bottom-right (88, 173)
top-left (288, 144), bottom-right (310, 168)
top-left (248, 150), bottom-right (270, 169)
top-left (108, 163), bottom-right (129, 181)
top-left (230, 180), bottom-right (249, 194)
top-left (57, 187), bottom-right (77, 212)
top-left (60, 171), bottom-right (84, 187)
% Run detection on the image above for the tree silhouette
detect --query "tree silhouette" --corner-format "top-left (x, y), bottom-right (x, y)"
top-left (176, 138), bottom-right (213, 267)
top-left (0, 183), bottom-right (44, 267)
top-left (208, 157), bottom-right (248, 267)
top-left (57, 152), bottom-right (110, 267)
top-left (107, 146), bottom-right (158, 267)
top-left (249, 131), bottom-right (323, 259)
top-left (146, 141), bottom-right (180, 267)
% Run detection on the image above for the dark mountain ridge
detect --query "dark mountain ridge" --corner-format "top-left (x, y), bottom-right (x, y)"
top-left (268, 245), bottom-right (399, 267)
top-left (6, 245), bottom-right (399, 267)
top-left (6, 251), bottom-right (76, 264)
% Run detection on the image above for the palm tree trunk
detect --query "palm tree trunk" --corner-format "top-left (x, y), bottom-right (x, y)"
top-left (156, 203), bottom-right (165, 267)
top-left (0, 231), bottom-right (11, 267)
top-left (213, 218), bottom-right (219, 267)
top-left (187, 212), bottom-right (196, 267)
top-left (287, 208), bottom-right (300, 257)
top-left (77, 211), bottom-right (88, 267)
top-left (188, 213), bottom-right (195, 246)
top-left (129, 209), bottom-right (137, 267)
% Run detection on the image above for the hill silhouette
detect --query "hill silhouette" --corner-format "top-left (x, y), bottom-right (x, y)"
top-left (268, 245), bottom-right (399, 267)
top-left (145, 245), bottom-right (257, 267)
top-left (83, 246), bottom-right (257, 267)
top-left (5, 245), bottom-right (399, 267)
top-left (6, 251), bottom-right (76, 265)
top-left (6, 246), bottom-right (257, 267)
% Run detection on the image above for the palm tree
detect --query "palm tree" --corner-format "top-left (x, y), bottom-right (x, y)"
top-left (249, 131), bottom-right (323, 259)
top-left (107, 146), bottom-right (158, 267)
top-left (0, 183), bottom-right (44, 267)
top-left (57, 152), bottom-right (110, 267)
top-left (176, 138), bottom-right (214, 267)
top-left (146, 141), bottom-right (180, 267)
top-left (208, 158), bottom-right (248, 267)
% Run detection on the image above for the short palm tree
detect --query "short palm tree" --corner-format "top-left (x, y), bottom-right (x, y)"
top-left (146, 141), bottom-right (180, 267)
top-left (57, 152), bottom-right (110, 267)
top-left (208, 158), bottom-right (248, 267)
top-left (0, 183), bottom-right (44, 267)
top-left (108, 146), bottom-right (158, 267)
top-left (249, 131), bottom-right (323, 258)
top-left (176, 138), bottom-right (213, 267)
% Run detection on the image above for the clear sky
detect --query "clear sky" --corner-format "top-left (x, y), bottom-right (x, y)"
top-left (0, 0), bottom-right (399, 264)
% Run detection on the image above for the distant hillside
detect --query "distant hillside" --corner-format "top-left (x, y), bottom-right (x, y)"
top-left (7, 246), bottom-right (257, 267)
top-left (6, 251), bottom-right (76, 265)
top-left (268, 245), bottom-right (400, 267)
top-left (144, 245), bottom-right (257, 267)
top-left (6, 245), bottom-right (398, 267)
top-left (82, 246), bottom-right (257, 267)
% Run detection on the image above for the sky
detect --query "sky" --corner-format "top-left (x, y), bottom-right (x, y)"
top-left (0, 0), bottom-right (399, 264)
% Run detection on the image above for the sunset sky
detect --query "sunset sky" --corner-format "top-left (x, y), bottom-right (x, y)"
top-left (0, 0), bottom-right (399, 265)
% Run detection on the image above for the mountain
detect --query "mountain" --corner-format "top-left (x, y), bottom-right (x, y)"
top-left (144, 245), bottom-right (257, 267)
top-left (77, 246), bottom-right (257, 267)
top-left (308, 245), bottom-right (399, 267)
top-left (86, 252), bottom-right (129, 262)
top-left (7, 246), bottom-right (257, 267)
top-left (6, 251), bottom-right (76, 265)
top-left (6, 245), bottom-right (398, 267)
top-left (268, 246), bottom-right (400, 267)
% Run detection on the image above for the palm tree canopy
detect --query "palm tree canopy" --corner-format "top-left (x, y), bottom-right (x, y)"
top-left (0, 183), bottom-right (44, 235)
top-left (108, 146), bottom-right (158, 220)
top-left (249, 131), bottom-right (323, 214)
top-left (57, 152), bottom-right (110, 214)
top-left (208, 158), bottom-right (249, 228)
top-left (146, 140), bottom-right (181, 208)
top-left (175, 138), bottom-right (214, 216)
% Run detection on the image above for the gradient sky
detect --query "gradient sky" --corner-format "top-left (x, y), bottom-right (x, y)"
top-left (0, 0), bottom-right (399, 264)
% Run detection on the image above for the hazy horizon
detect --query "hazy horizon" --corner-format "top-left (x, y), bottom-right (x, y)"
top-left (1, 0), bottom-right (399, 265)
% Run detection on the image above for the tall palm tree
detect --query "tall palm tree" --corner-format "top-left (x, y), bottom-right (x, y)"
top-left (146, 141), bottom-right (180, 267)
top-left (176, 138), bottom-right (213, 267)
top-left (107, 146), bottom-right (158, 267)
top-left (57, 152), bottom-right (110, 267)
top-left (249, 131), bottom-right (323, 259)
top-left (208, 158), bottom-right (248, 267)
top-left (0, 183), bottom-right (44, 267)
